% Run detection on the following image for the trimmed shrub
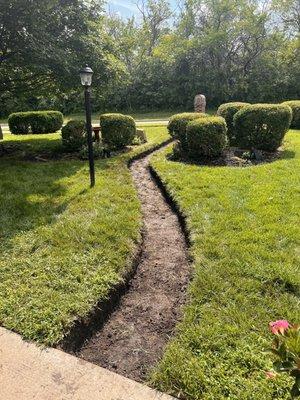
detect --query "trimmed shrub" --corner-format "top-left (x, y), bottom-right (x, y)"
top-left (8, 111), bottom-right (63, 134)
top-left (282, 100), bottom-right (300, 129)
top-left (8, 112), bottom-right (31, 134)
top-left (79, 142), bottom-right (106, 160)
top-left (186, 116), bottom-right (228, 159)
top-left (30, 111), bottom-right (63, 134)
top-left (61, 120), bottom-right (86, 152)
top-left (217, 102), bottom-right (250, 145)
top-left (100, 113), bottom-right (136, 150)
top-left (234, 104), bottom-right (292, 151)
top-left (168, 112), bottom-right (208, 151)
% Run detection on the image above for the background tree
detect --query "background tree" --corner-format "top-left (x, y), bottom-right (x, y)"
top-left (0, 0), bottom-right (124, 115)
top-left (136, 0), bottom-right (172, 55)
top-left (0, 0), bottom-right (299, 117)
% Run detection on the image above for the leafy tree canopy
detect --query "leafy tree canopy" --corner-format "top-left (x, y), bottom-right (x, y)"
top-left (0, 0), bottom-right (299, 116)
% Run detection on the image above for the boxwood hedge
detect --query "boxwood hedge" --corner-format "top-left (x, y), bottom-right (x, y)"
top-left (217, 102), bottom-right (250, 145)
top-left (186, 116), bottom-right (228, 159)
top-left (61, 120), bottom-right (86, 152)
top-left (282, 100), bottom-right (300, 129)
top-left (8, 111), bottom-right (63, 134)
top-left (233, 104), bottom-right (292, 151)
top-left (100, 113), bottom-right (136, 150)
top-left (168, 112), bottom-right (208, 151)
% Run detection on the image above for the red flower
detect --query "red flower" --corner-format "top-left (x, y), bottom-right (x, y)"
top-left (269, 320), bottom-right (290, 335)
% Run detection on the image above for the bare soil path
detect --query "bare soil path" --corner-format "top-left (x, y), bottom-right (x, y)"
top-left (79, 147), bottom-right (190, 382)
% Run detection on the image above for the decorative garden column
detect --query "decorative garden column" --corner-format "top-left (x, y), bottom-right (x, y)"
top-left (194, 94), bottom-right (206, 113)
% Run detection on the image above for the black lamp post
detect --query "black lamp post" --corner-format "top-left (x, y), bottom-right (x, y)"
top-left (80, 65), bottom-right (95, 188)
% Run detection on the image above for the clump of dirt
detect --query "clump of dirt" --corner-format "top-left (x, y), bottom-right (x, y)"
top-left (78, 149), bottom-right (191, 382)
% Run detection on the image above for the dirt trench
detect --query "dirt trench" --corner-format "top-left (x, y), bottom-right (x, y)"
top-left (78, 147), bottom-right (191, 382)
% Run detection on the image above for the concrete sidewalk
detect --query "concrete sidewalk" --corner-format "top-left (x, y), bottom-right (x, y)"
top-left (0, 327), bottom-right (175, 400)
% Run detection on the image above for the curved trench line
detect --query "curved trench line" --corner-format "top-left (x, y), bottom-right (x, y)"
top-left (73, 144), bottom-right (191, 382)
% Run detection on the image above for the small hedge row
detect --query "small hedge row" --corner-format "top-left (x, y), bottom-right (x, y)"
top-left (100, 113), bottom-right (136, 150)
top-left (282, 100), bottom-right (300, 129)
top-left (186, 117), bottom-right (228, 158)
top-left (217, 102), bottom-right (250, 145)
top-left (61, 120), bottom-right (86, 152)
top-left (8, 111), bottom-right (63, 134)
top-left (234, 104), bottom-right (292, 151)
top-left (170, 101), bottom-right (295, 160)
top-left (170, 113), bottom-right (228, 159)
top-left (62, 114), bottom-right (137, 153)
top-left (168, 112), bottom-right (208, 151)
top-left (218, 101), bottom-right (298, 149)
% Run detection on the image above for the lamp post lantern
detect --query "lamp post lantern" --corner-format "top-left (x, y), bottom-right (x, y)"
top-left (80, 65), bottom-right (95, 188)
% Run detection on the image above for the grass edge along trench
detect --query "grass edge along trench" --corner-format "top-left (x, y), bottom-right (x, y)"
top-left (150, 130), bottom-right (300, 400)
top-left (0, 126), bottom-right (169, 346)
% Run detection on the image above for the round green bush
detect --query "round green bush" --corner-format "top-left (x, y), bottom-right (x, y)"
top-left (217, 102), bottom-right (250, 145)
top-left (233, 104), bottom-right (292, 151)
top-left (100, 113), bottom-right (136, 150)
top-left (61, 120), bottom-right (86, 152)
top-left (282, 100), bottom-right (300, 129)
top-left (186, 116), bottom-right (228, 159)
top-left (168, 112), bottom-right (208, 151)
top-left (8, 111), bottom-right (63, 134)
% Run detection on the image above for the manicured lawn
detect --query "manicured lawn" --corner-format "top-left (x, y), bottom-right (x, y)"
top-left (0, 125), bottom-right (169, 345)
top-left (150, 130), bottom-right (300, 399)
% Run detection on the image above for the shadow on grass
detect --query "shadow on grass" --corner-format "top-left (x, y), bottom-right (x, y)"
top-left (0, 161), bottom-right (78, 242)
top-left (281, 149), bottom-right (296, 160)
top-left (3, 136), bottom-right (63, 158)
top-left (0, 154), bottom-right (113, 247)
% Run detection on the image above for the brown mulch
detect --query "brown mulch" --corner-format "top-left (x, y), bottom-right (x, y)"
top-left (78, 150), bottom-right (191, 382)
top-left (170, 147), bottom-right (284, 167)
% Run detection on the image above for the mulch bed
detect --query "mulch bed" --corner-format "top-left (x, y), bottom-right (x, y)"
top-left (170, 147), bottom-right (284, 167)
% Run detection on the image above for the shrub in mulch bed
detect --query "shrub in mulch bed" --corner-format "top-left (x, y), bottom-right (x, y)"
top-left (185, 116), bottom-right (228, 160)
top-left (217, 102), bottom-right (250, 145)
top-left (61, 120), bottom-right (87, 152)
top-left (168, 112), bottom-right (208, 152)
top-left (100, 113), bottom-right (136, 150)
top-left (233, 104), bottom-right (292, 152)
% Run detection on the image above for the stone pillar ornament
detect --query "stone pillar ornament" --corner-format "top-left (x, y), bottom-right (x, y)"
top-left (136, 128), bottom-right (147, 144)
top-left (194, 94), bottom-right (206, 113)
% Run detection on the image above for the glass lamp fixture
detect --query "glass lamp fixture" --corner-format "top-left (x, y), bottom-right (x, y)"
top-left (80, 65), bottom-right (93, 87)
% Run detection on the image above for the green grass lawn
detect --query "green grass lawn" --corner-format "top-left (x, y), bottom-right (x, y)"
top-left (0, 125), bottom-right (169, 345)
top-left (150, 130), bottom-right (300, 399)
